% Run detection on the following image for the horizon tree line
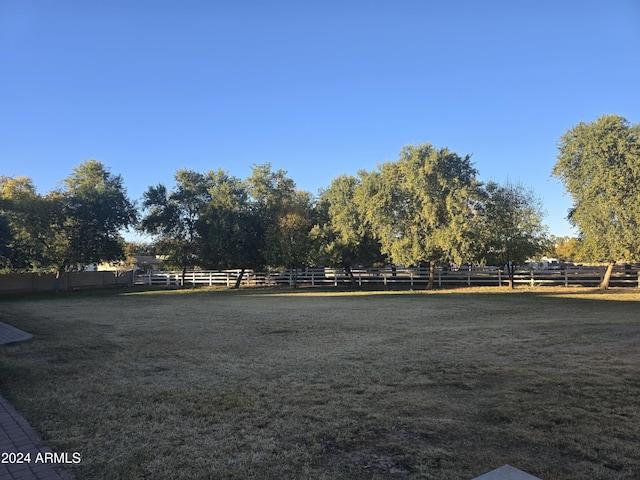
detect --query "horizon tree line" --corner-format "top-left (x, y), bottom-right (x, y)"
top-left (2, 114), bottom-right (638, 289)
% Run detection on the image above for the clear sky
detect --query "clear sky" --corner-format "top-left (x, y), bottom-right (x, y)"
top-left (2, 0), bottom-right (639, 239)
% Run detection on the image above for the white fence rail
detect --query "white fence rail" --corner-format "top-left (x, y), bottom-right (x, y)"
top-left (136, 266), bottom-right (640, 288)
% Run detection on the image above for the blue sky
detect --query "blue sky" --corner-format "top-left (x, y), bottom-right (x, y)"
top-left (2, 0), bottom-right (639, 239)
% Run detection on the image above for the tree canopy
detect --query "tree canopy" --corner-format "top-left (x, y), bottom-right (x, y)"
top-left (197, 169), bottom-right (261, 271)
top-left (552, 114), bottom-right (640, 287)
top-left (477, 181), bottom-right (548, 287)
top-left (311, 174), bottom-right (384, 273)
top-left (2, 138), bottom-right (563, 283)
top-left (0, 176), bottom-right (51, 271)
top-left (139, 169), bottom-right (221, 280)
top-left (478, 181), bottom-right (548, 263)
top-left (0, 161), bottom-right (136, 274)
top-left (59, 160), bottom-right (138, 271)
top-left (358, 143), bottom-right (482, 288)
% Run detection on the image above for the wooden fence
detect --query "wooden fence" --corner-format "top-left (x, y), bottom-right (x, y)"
top-left (137, 265), bottom-right (640, 288)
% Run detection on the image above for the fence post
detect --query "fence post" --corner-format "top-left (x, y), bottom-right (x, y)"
top-left (226, 272), bottom-right (230, 287)
top-left (438, 270), bottom-right (441, 287)
top-left (383, 273), bottom-right (387, 286)
top-left (311, 271), bottom-right (315, 287)
top-left (498, 269), bottom-right (501, 287)
top-left (467, 270), bottom-right (471, 286)
top-left (410, 271), bottom-right (414, 287)
top-left (564, 270), bottom-right (568, 287)
top-left (359, 271), bottom-right (362, 287)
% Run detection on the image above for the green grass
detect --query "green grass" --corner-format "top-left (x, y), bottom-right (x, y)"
top-left (1, 286), bottom-right (639, 479)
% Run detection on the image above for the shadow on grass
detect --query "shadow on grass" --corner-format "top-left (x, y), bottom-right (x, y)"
top-left (3, 283), bottom-right (640, 303)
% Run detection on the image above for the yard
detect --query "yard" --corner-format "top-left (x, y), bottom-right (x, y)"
top-left (0, 287), bottom-right (639, 479)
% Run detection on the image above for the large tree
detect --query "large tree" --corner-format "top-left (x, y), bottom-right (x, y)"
top-left (263, 190), bottom-right (315, 286)
top-left (1, 163), bottom-right (136, 278)
top-left (0, 176), bottom-right (51, 271)
top-left (552, 114), bottom-right (640, 288)
top-left (197, 170), bottom-right (262, 287)
top-left (139, 169), bottom-right (214, 280)
top-left (478, 181), bottom-right (548, 287)
top-left (312, 174), bottom-right (384, 283)
top-left (359, 143), bottom-right (482, 289)
top-left (244, 163), bottom-right (297, 267)
top-left (59, 160), bottom-right (137, 272)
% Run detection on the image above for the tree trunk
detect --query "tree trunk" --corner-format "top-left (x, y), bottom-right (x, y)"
top-left (181, 265), bottom-right (187, 287)
top-left (508, 261), bottom-right (515, 289)
top-left (344, 265), bottom-right (356, 287)
top-left (427, 263), bottom-right (435, 290)
top-left (54, 269), bottom-right (62, 293)
top-left (233, 268), bottom-right (245, 289)
top-left (600, 262), bottom-right (615, 290)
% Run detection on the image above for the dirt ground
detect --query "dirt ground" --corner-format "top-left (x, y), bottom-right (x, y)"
top-left (1, 286), bottom-right (639, 479)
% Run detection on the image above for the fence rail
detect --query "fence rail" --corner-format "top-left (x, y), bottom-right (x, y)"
top-left (137, 266), bottom-right (640, 288)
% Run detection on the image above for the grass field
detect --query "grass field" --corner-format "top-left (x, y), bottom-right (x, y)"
top-left (0, 286), bottom-right (639, 479)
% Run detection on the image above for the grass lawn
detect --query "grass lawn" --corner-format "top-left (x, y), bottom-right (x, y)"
top-left (0, 286), bottom-right (639, 479)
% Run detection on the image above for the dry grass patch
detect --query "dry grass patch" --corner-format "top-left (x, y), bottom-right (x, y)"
top-left (0, 287), bottom-right (639, 479)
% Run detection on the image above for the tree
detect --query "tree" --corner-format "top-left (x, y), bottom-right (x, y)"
top-left (58, 160), bottom-right (137, 273)
top-left (359, 143), bottom-right (482, 289)
top-left (0, 199), bottom-right (13, 271)
top-left (125, 241), bottom-right (156, 257)
top-left (197, 170), bottom-right (262, 287)
top-left (141, 164), bottom-right (301, 288)
top-left (0, 176), bottom-right (48, 271)
top-left (544, 235), bottom-right (581, 263)
top-left (244, 163), bottom-right (297, 268)
top-left (552, 114), bottom-right (640, 288)
top-left (553, 236), bottom-right (581, 262)
top-left (0, 176), bottom-right (72, 274)
top-left (478, 181), bottom-right (548, 287)
top-left (312, 175), bottom-right (384, 283)
top-left (139, 169), bottom-right (213, 282)
top-left (263, 190), bottom-right (315, 286)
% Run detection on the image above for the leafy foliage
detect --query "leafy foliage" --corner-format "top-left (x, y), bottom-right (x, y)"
top-left (59, 160), bottom-right (137, 270)
top-left (139, 169), bottom-right (214, 270)
top-left (244, 163), bottom-right (301, 269)
top-left (263, 190), bottom-right (315, 269)
top-left (478, 181), bottom-right (548, 267)
top-left (197, 170), bottom-right (261, 270)
top-left (311, 175), bottom-right (384, 268)
top-left (546, 235), bottom-right (581, 262)
top-left (1, 162), bottom-right (136, 273)
top-left (2, 139), bottom-right (562, 279)
top-left (0, 176), bottom-right (51, 271)
top-left (359, 144), bottom-right (482, 271)
top-left (553, 114), bottom-right (640, 263)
